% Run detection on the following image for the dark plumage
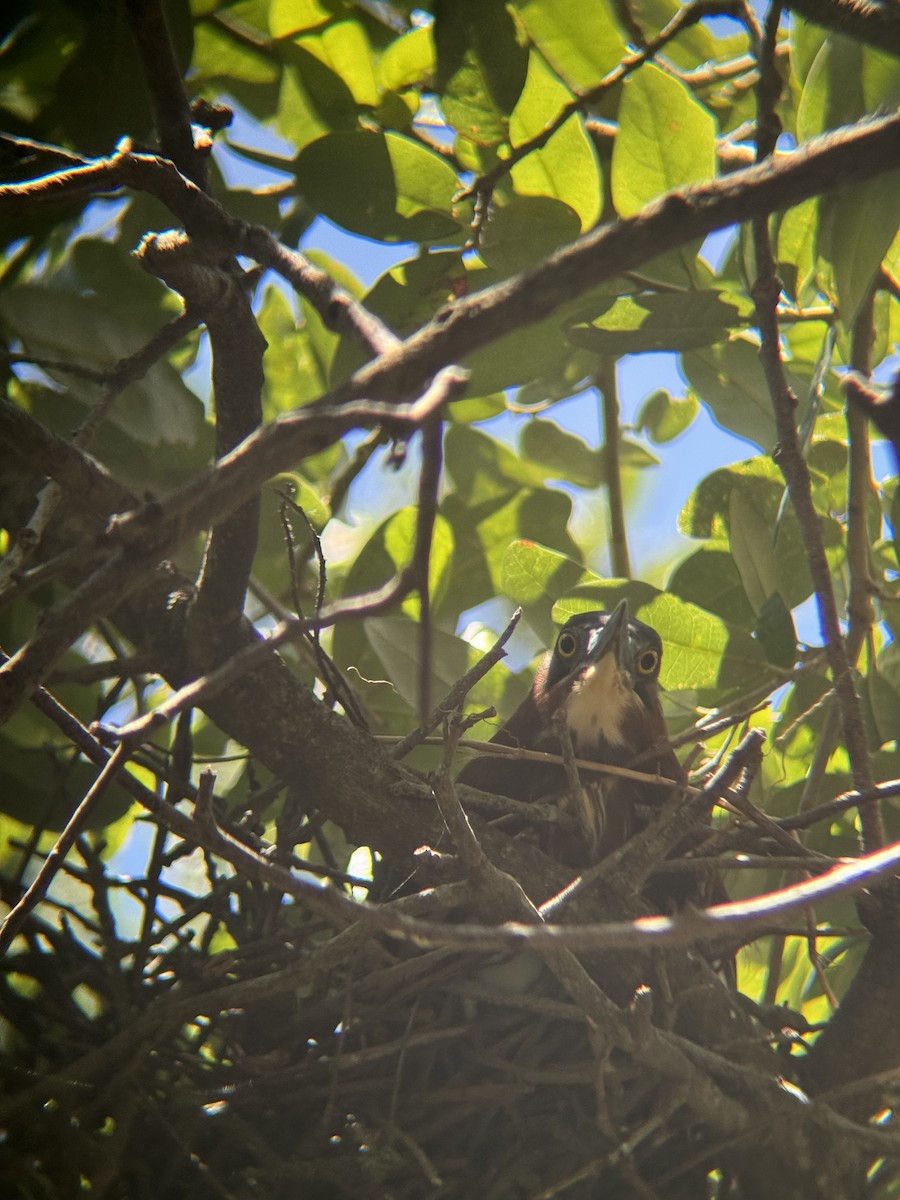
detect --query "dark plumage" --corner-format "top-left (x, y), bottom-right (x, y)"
top-left (458, 600), bottom-right (685, 869)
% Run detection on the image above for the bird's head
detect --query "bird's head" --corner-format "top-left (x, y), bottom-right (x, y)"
top-left (542, 600), bottom-right (665, 757)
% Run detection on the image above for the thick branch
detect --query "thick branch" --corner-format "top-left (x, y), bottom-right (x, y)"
top-left (783, 0), bottom-right (900, 57)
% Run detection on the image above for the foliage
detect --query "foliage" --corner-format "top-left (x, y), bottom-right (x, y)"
top-left (1, 1), bottom-right (900, 1197)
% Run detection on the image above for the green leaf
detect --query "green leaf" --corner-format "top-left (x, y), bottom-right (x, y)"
top-left (436, 0), bottom-right (528, 147)
top-left (729, 489), bottom-right (778, 616)
top-left (479, 195), bottom-right (581, 275)
top-left (508, 51), bottom-right (602, 232)
top-left (446, 424), bottom-right (549, 500)
top-left (756, 593), bottom-right (797, 670)
top-left (364, 616), bottom-right (526, 720)
top-left (295, 131), bottom-right (469, 242)
top-left (276, 63), bottom-right (332, 149)
top-left (330, 250), bottom-right (465, 385)
top-left (567, 290), bottom-right (748, 355)
top-left (612, 64), bottom-right (716, 218)
top-left (501, 540), bottom-right (587, 606)
top-left (681, 339), bottom-right (778, 452)
top-left (444, 481), bottom-right (579, 608)
top-left (639, 591), bottom-right (767, 691)
top-left (626, 0), bottom-right (748, 71)
top-left (668, 547), bottom-right (756, 631)
top-left (520, 418), bottom-right (604, 488)
top-left (552, 580), bottom-right (770, 693)
top-left (636, 389), bottom-right (699, 443)
top-left (0, 734), bottom-right (133, 831)
top-left (291, 19), bottom-right (380, 109)
top-left (1, 277), bottom-right (207, 456)
top-left (512, 0), bottom-right (626, 91)
top-left (269, 0), bottom-right (332, 36)
top-left (193, 20), bottom-right (280, 88)
top-left (819, 172), bottom-right (900, 327)
top-left (258, 284), bottom-right (332, 413)
top-left (377, 25), bottom-right (435, 93)
top-left (679, 458), bottom-right (846, 611)
top-left (776, 198), bottom-right (819, 305)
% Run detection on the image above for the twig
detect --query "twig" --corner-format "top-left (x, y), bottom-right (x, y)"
top-left (460, 0), bottom-right (745, 209)
top-left (0, 742), bottom-right (132, 955)
top-left (126, 0), bottom-right (207, 189)
top-left (0, 371), bottom-right (467, 726)
top-left (844, 290), bottom-right (885, 849)
top-left (777, 780), bottom-right (900, 832)
top-left (391, 608), bottom-right (522, 760)
top-left (748, 7), bottom-right (878, 847)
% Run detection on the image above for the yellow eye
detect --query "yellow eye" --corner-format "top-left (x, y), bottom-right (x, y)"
top-left (557, 631), bottom-right (578, 659)
top-left (636, 648), bottom-right (659, 675)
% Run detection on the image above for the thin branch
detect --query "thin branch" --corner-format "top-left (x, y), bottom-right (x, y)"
top-left (0, 371), bottom-right (466, 725)
top-left (125, 0), bottom-right (207, 189)
top-left (596, 358), bottom-right (632, 578)
top-left (0, 742), bottom-right (131, 955)
top-left (461, 0), bottom-right (745, 209)
top-left (844, 289), bottom-right (885, 850)
top-left (748, 7), bottom-right (878, 845)
top-left (3, 116), bottom-right (899, 420)
top-left (391, 608), bottom-right (522, 760)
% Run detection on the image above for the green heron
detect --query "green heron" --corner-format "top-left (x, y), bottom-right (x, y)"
top-left (458, 600), bottom-right (685, 871)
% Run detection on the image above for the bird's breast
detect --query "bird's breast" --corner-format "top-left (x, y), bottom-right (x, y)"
top-left (561, 655), bottom-right (642, 755)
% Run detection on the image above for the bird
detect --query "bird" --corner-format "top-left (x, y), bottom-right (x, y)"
top-left (457, 600), bottom-right (686, 878)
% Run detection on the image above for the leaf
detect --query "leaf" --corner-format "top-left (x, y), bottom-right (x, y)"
top-left (668, 547), bottom-right (756, 631)
top-left (508, 51), bottom-right (602, 231)
top-left (0, 276), bottom-right (208, 454)
top-left (0, 734), bottom-right (133, 831)
top-left (636, 389), bottom-right (699, 443)
top-left (612, 64), bottom-right (716, 218)
top-left (364, 616), bottom-right (525, 719)
top-left (257, 285), bottom-right (331, 413)
top-left (436, 0), bottom-right (527, 147)
top-left (512, 0), bottom-right (626, 91)
top-left (551, 579), bottom-right (770, 693)
top-left (378, 26), bottom-right (435, 93)
top-left (679, 458), bottom-right (846, 611)
top-left (729, 489), bottom-right (779, 616)
top-left (567, 290), bottom-right (747, 354)
top-left (520, 419), bottom-right (604, 488)
top-left (479, 195), bottom-right (581, 275)
top-left (756, 593), bottom-right (798, 670)
top-left (269, 0), bottom-right (332, 36)
top-left (819, 171), bottom-right (900, 326)
top-left (293, 19), bottom-right (380, 109)
top-left (501, 541), bottom-right (587, 607)
top-left (445, 423), bottom-right (551, 501)
top-left (330, 250), bottom-right (466, 385)
top-left (639, 591), bottom-right (767, 691)
top-left (295, 131), bottom-right (469, 242)
top-left (681, 339), bottom-right (778, 452)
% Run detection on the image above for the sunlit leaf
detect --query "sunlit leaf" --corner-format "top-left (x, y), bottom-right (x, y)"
top-left (512, 0), bottom-right (626, 91)
top-left (567, 290), bottom-right (747, 354)
top-left (508, 51), bottom-right (602, 232)
top-left (612, 64), bottom-right (716, 218)
top-left (636, 389), bottom-right (699, 443)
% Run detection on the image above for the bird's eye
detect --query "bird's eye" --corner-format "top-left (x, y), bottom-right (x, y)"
top-left (556, 631), bottom-right (579, 659)
top-left (636, 648), bottom-right (659, 675)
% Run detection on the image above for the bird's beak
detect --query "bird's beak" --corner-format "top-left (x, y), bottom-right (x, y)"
top-left (584, 598), bottom-right (631, 675)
